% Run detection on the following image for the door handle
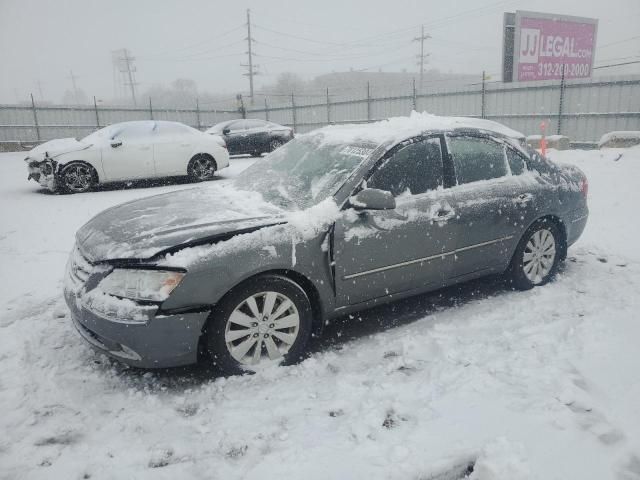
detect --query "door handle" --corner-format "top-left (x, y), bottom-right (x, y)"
top-left (515, 193), bottom-right (533, 205)
top-left (435, 208), bottom-right (455, 222)
top-left (180, 143), bottom-right (190, 147)
top-left (140, 146), bottom-right (151, 151)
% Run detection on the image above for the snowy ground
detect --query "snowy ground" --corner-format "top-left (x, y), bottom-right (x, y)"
top-left (1, 148), bottom-right (639, 480)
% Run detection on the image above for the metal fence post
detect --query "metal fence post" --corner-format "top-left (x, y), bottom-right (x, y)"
top-left (326, 87), bottom-right (331, 124)
top-left (412, 78), bottom-right (417, 112)
top-left (196, 98), bottom-right (201, 130)
top-left (481, 71), bottom-right (486, 119)
top-left (367, 82), bottom-right (372, 121)
top-left (264, 98), bottom-right (270, 121)
top-left (149, 97), bottom-right (154, 120)
top-left (93, 96), bottom-right (100, 128)
top-left (291, 93), bottom-right (297, 132)
top-left (557, 65), bottom-right (566, 135)
top-left (30, 93), bottom-right (41, 142)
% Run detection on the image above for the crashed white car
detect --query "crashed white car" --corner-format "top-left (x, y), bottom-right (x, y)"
top-left (25, 120), bottom-right (230, 193)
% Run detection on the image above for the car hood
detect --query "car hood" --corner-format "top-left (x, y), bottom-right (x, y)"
top-left (76, 185), bottom-right (285, 263)
top-left (25, 138), bottom-right (92, 162)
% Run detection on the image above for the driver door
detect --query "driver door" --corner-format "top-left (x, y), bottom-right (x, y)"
top-left (333, 135), bottom-right (458, 306)
top-left (100, 122), bottom-right (156, 181)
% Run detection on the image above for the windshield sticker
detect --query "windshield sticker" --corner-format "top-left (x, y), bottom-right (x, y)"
top-left (340, 145), bottom-right (375, 158)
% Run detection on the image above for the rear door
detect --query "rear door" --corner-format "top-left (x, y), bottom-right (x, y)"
top-left (333, 135), bottom-right (458, 306)
top-left (445, 134), bottom-right (535, 280)
top-left (100, 122), bottom-right (156, 181)
top-left (223, 120), bottom-right (247, 154)
top-left (244, 119), bottom-right (270, 153)
top-left (153, 122), bottom-right (194, 176)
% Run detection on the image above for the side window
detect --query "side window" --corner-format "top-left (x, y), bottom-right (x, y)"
top-left (245, 120), bottom-right (266, 130)
top-left (113, 122), bottom-right (155, 141)
top-left (448, 136), bottom-right (508, 184)
top-left (158, 122), bottom-right (189, 136)
top-left (368, 138), bottom-right (443, 197)
top-left (228, 120), bottom-right (245, 132)
top-left (506, 147), bottom-right (527, 175)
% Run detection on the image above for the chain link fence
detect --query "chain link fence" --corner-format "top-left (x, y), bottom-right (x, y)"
top-left (2, 74), bottom-right (639, 149)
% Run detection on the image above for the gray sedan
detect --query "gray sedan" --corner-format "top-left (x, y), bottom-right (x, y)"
top-left (64, 117), bottom-right (588, 374)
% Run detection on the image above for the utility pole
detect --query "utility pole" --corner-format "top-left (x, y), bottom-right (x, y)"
top-left (413, 25), bottom-right (431, 92)
top-left (118, 49), bottom-right (138, 106)
top-left (68, 70), bottom-right (80, 104)
top-left (241, 9), bottom-right (258, 105)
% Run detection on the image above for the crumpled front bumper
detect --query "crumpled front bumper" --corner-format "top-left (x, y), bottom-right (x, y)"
top-left (65, 288), bottom-right (210, 368)
top-left (63, 247), bottom-right (210, 368)
top-left (26, 159), bottom-right (57, 191)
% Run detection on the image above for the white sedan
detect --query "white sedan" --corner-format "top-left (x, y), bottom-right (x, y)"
top-left (25, 120), bottom-right (230, 193)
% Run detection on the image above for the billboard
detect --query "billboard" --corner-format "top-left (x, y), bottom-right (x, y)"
top-left (503, 11), bottom-right (598, 82)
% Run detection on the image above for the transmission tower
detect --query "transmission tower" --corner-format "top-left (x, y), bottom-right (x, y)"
top-left (413, 25), bottom-right (431, 92)
top-left (241, 9), bottom-right (259, 105)
top-left (113, 48), bottom-right (139, 106)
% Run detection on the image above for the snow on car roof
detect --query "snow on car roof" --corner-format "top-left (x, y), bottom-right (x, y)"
top-left (307, 111), bottom-right (525, 147)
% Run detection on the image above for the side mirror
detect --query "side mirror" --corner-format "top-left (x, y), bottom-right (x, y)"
top-left (349, 188), bottom-right (396, 211)
top-left (222, 127), bottom-right (231, 135)
top-left (111, 141), bottom-right (122, 148)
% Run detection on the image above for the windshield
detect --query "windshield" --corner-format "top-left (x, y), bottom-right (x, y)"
top-left (207, 121), bottom-right (233, 134)
top-left (233, 134), bottom-right (378, 210)
top-left (80, 125), bottom-right (116, 144)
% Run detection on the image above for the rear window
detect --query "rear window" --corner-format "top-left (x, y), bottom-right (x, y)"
top-left (448, 136), bottom-right (508, 184)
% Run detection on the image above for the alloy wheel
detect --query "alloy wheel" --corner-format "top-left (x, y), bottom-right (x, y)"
top-left (191, 156), bottom-right (215, 180)
top-left (63, 164), bottom-right (93, 193)
top-left (522, 228), bottom-right (556, 285)
top-left (224, 291), bottom-right (300, 365)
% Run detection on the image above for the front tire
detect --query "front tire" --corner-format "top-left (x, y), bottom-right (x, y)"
top-left (59, 162), bottom-right (98, 194)
top-left (187, 154), bottom-right (217, 182)
top-left (205, 275), bottom-right (313, 375)
top-left (507, 219), bottom-right (562, 290)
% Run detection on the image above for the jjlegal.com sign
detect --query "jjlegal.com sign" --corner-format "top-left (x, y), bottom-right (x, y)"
top-left (514, 11), bottom-right (598, 81)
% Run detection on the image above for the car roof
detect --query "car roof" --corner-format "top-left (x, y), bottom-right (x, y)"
top-left (306, 113), bottom-right (525, 148)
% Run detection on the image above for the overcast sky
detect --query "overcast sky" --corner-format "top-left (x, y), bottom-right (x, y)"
top-left (1, 0), bottom-right (638, 103)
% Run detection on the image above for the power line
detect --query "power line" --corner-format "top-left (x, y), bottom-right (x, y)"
top-left (594, 60), bottom-right (640, 70)
top-left (139, 24), bottom-right (245, 58)
top-left (599, 35), bottom-right (640, 49)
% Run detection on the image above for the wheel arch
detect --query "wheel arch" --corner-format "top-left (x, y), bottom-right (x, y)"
top-left (196, 267), bottom-right (326, 364)
top-left (189, 152), bottom-right (217, 169)
top-left (57, 159), bottom-right (100, 183)
top-left (513, 214), bottom-right (568, 264)
top-left (530, 214), bottom-right (568, 260)
top-left (203, 268), bottom-right (325, 333)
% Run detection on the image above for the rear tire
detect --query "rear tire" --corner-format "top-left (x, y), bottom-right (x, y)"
top-left (205, 274), bottom-right (313, 376)
top-left (187, 154), bottom-right (217, 182)
top-left (59, 162), bottom-right (98, 194)
top-left (507, 218), bottom-right (563, 290)
top-left (269, 139), bottom-right (284, 152)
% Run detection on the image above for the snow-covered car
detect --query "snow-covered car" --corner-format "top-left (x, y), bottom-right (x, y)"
top-left (25, 120), bottom-right (230, 193)
top-left (64, 113), bottom-right (588, 375)
top-left (206, 119), bottom-right (294, 156)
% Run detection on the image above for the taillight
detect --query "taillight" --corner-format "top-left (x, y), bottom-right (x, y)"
top-left (580, 176), bottom-right (588, 197)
